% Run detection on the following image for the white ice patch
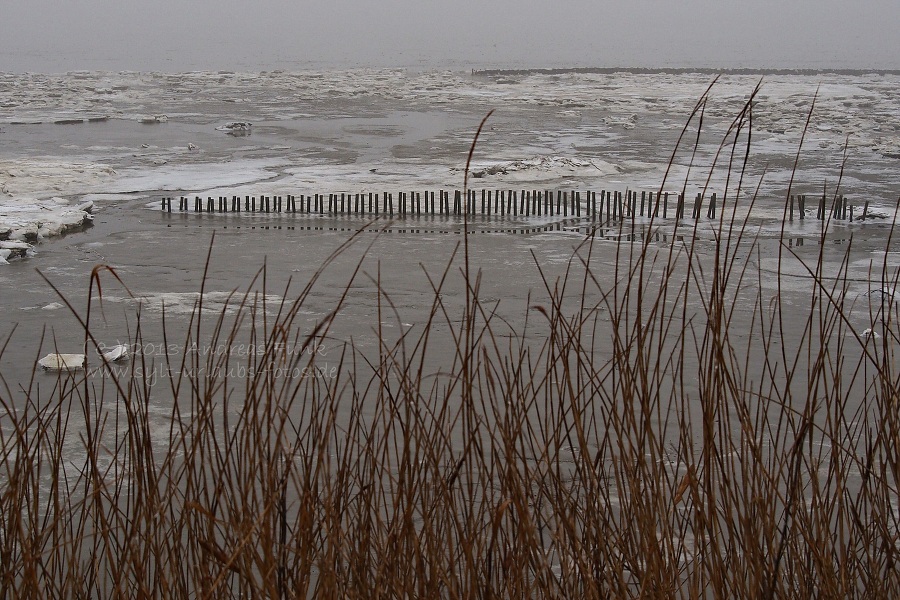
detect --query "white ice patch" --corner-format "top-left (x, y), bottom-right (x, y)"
top-left (97, 290), bottom-right (283, 315)
top-left (0, 159), bottom-right (105, 249)
top-left (467, 155), bottom-right (623, 182)
top-left (0, 196), bottom-right (93, 245)
top-left (79, 193), bottom-right (143, 203)
top-left (0, 240), bottom-right (33, 263)
top-left (118, 158), bottom-right (285, 194)
top-left (101, 344), bottom-right (129, 362)
top-left (38, 353), bottom-right (86, 371)
top-left (861, 328), bottom-right (882, 339)
top-left (0, 159), bottom-right (117, 198)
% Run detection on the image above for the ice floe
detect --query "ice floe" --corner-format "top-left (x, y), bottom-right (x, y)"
top-left (0, 240), bottom-right (33, 263)
top-left (101, 344), bottom-right (129, 362)
top-left (38, 353), bottom-right (86, 370)
top-left (468, 155), bottom-right (623, 181)
top-left (139, 114), bottom-right (168, 124)
top-left (97, 291), bottom-right (283, 315)
top-left (0, 160), bottom-right (117, 198)
top-left (0, 196), bottom-right (93, 243)
top-left (115, 158), bottom-right (284, 193)
top-left (861, 328), bottom-right (882, 339)
top-left (216, 122), bottom-right (252, 135)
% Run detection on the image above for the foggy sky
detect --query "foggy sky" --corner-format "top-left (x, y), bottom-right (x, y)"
top-left (3, 0), bottom-right (898, 72)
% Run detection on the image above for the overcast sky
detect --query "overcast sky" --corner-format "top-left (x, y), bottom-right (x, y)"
top-left (3, 0), bottom-right (898, 72)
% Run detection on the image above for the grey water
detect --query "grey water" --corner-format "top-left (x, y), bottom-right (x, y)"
top-left (1, 68), bottom-right (898, 415)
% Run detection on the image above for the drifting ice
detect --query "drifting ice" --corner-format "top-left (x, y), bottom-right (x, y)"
top-left (38, 353), bottom-right (86, 370)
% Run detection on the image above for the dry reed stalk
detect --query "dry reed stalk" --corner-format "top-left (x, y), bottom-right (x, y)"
top-left (0, 88), bottom-right (898, 599)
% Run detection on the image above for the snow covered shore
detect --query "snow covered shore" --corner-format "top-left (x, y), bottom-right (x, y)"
top-left (0, 196), bottom-right (94, 242)
top-left (0, 159), bottom-right (106, 261)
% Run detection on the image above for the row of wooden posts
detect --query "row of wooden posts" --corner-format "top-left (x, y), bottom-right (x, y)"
top-left (160, 190), bottom-right (866, 222)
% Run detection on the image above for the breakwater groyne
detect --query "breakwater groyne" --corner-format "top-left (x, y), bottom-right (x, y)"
top-left (160, 189), bottom-right (868, 223)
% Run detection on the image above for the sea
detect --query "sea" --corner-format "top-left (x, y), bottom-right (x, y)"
top-left (1, 66), bottom-right (899, 401)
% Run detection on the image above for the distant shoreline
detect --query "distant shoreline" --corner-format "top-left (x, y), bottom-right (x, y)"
top-left (472, 67), bottom-right (900, 77)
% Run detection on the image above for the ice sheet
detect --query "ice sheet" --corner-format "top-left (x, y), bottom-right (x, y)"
top-left (1, 69), bottom-right (898, 262)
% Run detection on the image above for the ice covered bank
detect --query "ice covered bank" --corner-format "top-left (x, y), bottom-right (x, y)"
top-left (0, 156), bottom-right (284, 263)
top-left (0, 159), bottom-right (107, 261)
top-left (0, 196), bottom-right (94, 241)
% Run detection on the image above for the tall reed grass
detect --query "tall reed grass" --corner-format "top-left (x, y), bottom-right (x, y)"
top-left (1, 87), bottom-right (898, 598)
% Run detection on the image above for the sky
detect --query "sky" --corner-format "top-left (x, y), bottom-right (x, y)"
top-left (3, 0), bottom-right (898, 72)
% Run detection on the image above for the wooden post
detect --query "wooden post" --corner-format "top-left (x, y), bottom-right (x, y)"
top-left (862, 200), bottom-right (869, 220)
top-left (708, 193), bottom-right (716, 220)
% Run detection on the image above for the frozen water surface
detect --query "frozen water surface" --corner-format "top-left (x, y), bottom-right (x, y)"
top-left (0, 68), bottom-right (898, 394)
